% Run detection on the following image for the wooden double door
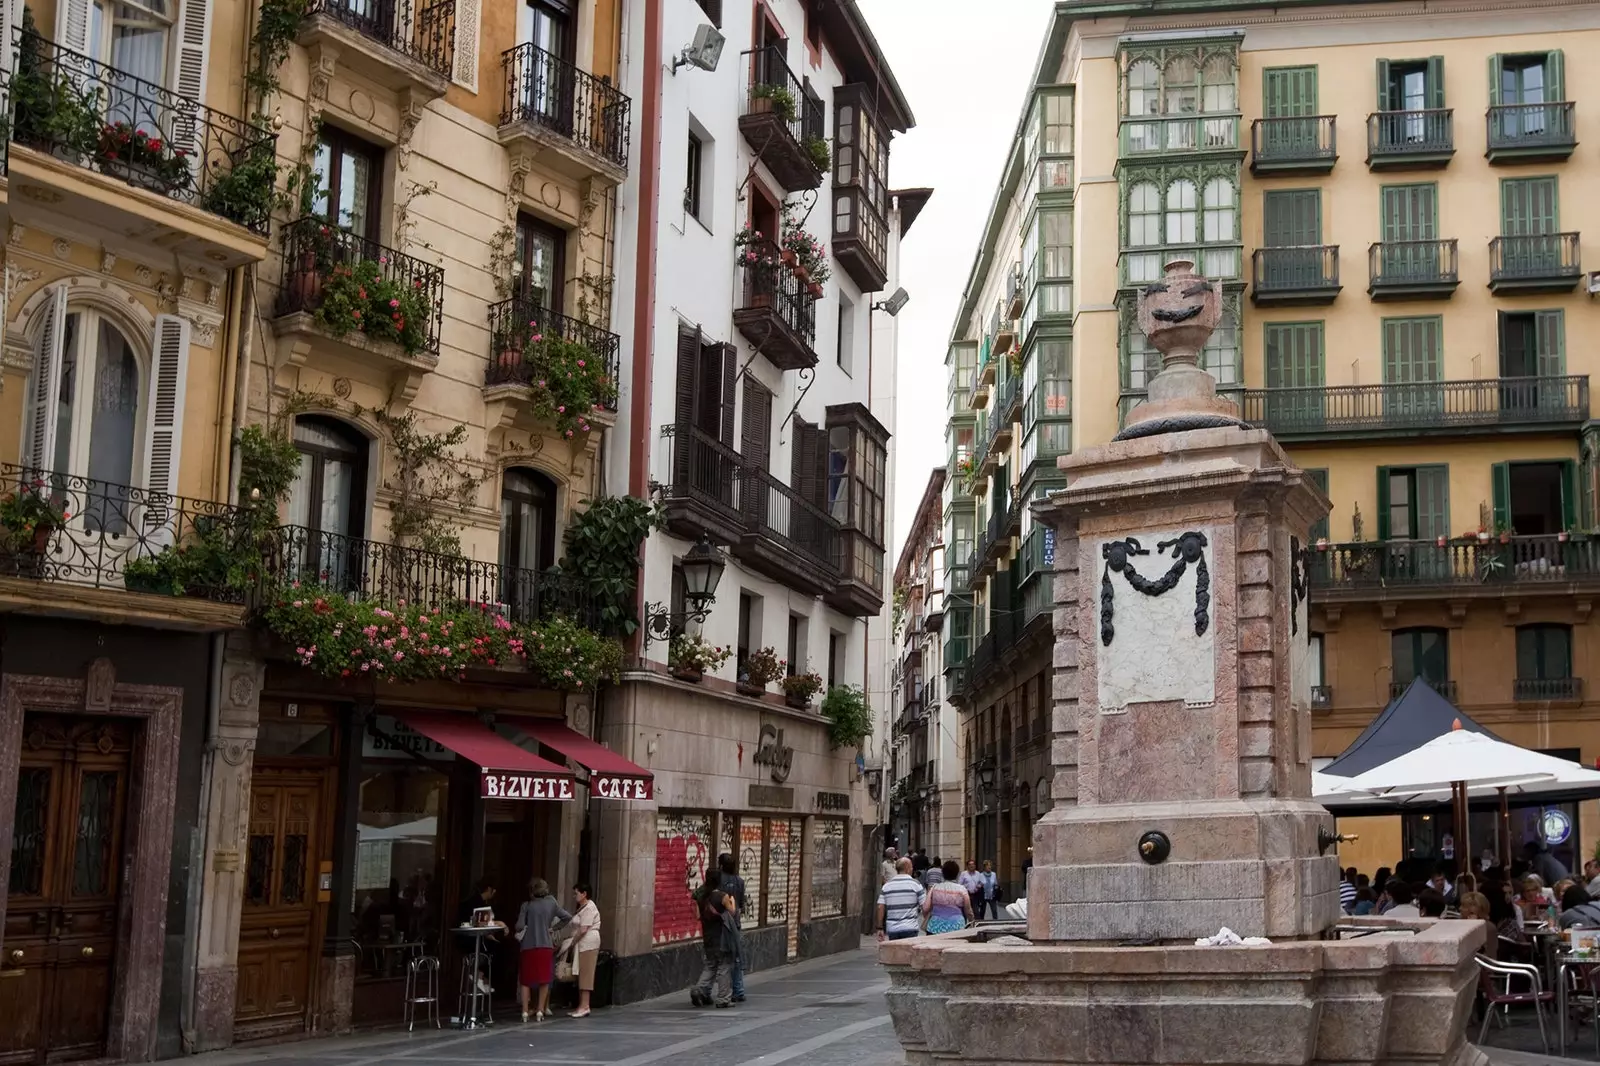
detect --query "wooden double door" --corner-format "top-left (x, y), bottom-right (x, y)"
top-left (1, 714), bottom-right (135, 1066)
top-left (234, 769), bottom-right (327, 1039)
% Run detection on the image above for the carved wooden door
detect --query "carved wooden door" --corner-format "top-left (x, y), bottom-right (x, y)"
top-left (0, 714), bottom-right (133, 1066)
top-left (233, 772), bottom-right (322, 1036)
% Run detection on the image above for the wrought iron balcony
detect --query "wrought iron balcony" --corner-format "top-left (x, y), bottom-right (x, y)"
top-left (277, 218), bottom-right (446, 357)
top-left (10, 31), bottom-right (278, 234)
top-left (733, 239), bottom-right (817, 370)
top-left (1367, 239), bottom-right (1460, 300)
top-left (500, 41), bottom-right (631, 178)
top-left (736, 464), bottom-right (839, 597)
top-left (1240, 376), bottom-right (1588, 441)
top-left (1487, 102), bottom-right (1577, 163)
top-left (262, 524), bottom-right (599, 629)
top-left (0, 465), bottom-right (252, 603)
top-left (738, 45), bottom-right (824, 192)
top-left (1250, 115), bottom-right (1337, 175)
top-left (1489, 233), bottom-right (1582, 294)
top-left (485, 295), bottom-right (621, 414)
top-left (1311, 536), bottom-right (1600, 599)
top-left (303, 0), bottom-right (455, 82)
top-left (661, 426), bottom-right (744, 547)
top-left (1366, 109), bottom-right (1454, 169)
top-left (1006, 261), bottom-right (1024, 318)
top-left (1250, 246), bottom-right (1341, 306)
top-left (1389, 678), bottom-right (1456, 702)
top-left (1515, 676), bottom-right (1582, 702)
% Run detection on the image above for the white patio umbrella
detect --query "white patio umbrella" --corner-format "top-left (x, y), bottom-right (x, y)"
top-left (1343, 728), bottom-right (1559, 797)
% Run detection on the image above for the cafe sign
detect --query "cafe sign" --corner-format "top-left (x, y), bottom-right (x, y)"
top-left (593, 775), bottom-right (654, 801)
top-left (480, 771), bottom-right (575, 800)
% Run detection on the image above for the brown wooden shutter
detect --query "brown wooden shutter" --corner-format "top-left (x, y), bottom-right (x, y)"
top-left (674, 324), bottom-right (702, 486)
top-left (741, 379), bottom-right (772, 467)
top-left (719, 344), bottom-right (738, 446)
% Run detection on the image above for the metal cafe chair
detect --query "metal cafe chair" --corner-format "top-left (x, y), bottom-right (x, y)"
top-left (1476, 954), bottom-right (1554, 1052)
top-left (404, 954), bottom-right (441, 1031)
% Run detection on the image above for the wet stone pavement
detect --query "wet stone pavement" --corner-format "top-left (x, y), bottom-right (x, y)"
top-left (197, 943), bottom-right (901, 1066)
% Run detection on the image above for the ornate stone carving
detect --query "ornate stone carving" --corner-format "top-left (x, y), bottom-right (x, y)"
top-left (396, 87), bottom-right (428, 171)
top-left (9, 223), bottom-right (23, 245)
top-left (135, 264), bottom-right (154, 286)
top-left (51, 238), bottom-right (71, 260)
top-left (6, 266), bottom-right (40, 305)
top-left (84, 657), bottom-right (116, 711)
top-left (228, 672), bottom-right (255, 709)
top-left (1098, 532), bottom-right (1210, 646)
top-left (100, 249), bottom-right (117, 274)
top-left (308, 43), bottom-right (338, 103)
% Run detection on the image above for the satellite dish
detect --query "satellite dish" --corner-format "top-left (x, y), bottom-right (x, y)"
top-left (673, 24), bottom-right (725, 74)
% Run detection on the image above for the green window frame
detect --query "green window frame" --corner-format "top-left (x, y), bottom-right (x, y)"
top-left (1304, 468), bottom-right (1331, 541)
top-left (1381, 316), bottom-right (1443, 416)
top-left (1264, 321), bottom-right (1324, 386)
top-left (1377, 184), bottom-right (1442, 281)
top-left (1263, 189), bottom-right (1321, 247)
top-left (1516, 624), bottom-right (1572, 681)
top-left (1121, 290), bottom-right (1241, 390)
top-left (1501, 176), bottom-right (1559, 236)
top-left (1263, 66), bottom-right (1317, 118)
top-left (1027, 89), bottom-right (1075, 193)
top-left (1391, 627), bottom-right (1449, 690)
top-left (1375, 57), bottom-right (1445, 111)
top-left (1489, 51), bottom-right (1565, 105)
top-left (1492, 460), bottom-right (1577, 534)
top-left (1021, 335), bottom-right (1072, 471)
top-left (1377, 464), bottom-right (1448, 541)
top-left (1120, 166), bottom-right (1241, 285)
top-left (1497, 309), bottom-right (1564, 378)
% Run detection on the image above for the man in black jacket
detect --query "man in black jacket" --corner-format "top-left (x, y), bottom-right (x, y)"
top-left (715, 853), bottom-right (748, 1002)
top-left (689, 880), bottom-right (738, 1008)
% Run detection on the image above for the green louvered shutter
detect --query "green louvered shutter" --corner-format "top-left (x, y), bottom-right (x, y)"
top-left (1487, 54), bottom-right (1504, 107)
top-left (1535, 310), bottom-right (1564, 376)
top-left (1376, 466), bottom-right (1393, 541)
top-left (1380, 184), bottom-right (1439, 281)
top-left (1561, 460), bottom-right (1578, 533)
top-left (1265, 322), bottom-right (1325, 431)
top-left (1264, 67), bottom-right (1318, 157)
top-left (1375, 59), bottom-right (1393, 111)
top-left (1491, 462), bottom-right (1511, 533)
top-left (1417, 466), bottom-right (1449, 540)
top-left (1307, 468), bottom-right (1331, 541)
top-left (1425, 57), bottom-right (1446, 108)
top-left (1548, 51), bottom-right (1565, 101)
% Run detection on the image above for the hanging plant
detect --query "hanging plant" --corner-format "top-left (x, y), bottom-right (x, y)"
top-left (820, 685), bottom-right (872, 749)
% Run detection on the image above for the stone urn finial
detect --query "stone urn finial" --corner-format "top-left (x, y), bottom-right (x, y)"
top-left (1115, 259), bottom-right (1244, 440)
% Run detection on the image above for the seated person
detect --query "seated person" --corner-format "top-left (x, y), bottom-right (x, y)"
top-left (1417, 888), bottom-right (1447, 919)
top-left (1382, 879), bottom-right (1421, 919)
top-left (1559, 885), bottom-right (1600, 928)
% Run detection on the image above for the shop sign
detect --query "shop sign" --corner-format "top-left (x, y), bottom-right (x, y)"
top-left (815, 791), bottom-right (851, 812)
top-left (593, 775), bottom-right (654, 801)
top-left (748, 784), bottom-right (795, 809)
top-left (363, 715), bottom-right (454, 760)
top-left (753, 723), bottom-right (793, 783)
top-left (480, 771), bottom-right (575, 800)
top-left (1542, 808), bottom-right (1573, 846)
top-left (1043, 527), bottom-right (1055, 566)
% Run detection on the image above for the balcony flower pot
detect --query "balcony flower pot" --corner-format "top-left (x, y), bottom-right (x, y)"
top-left (1559, 531), bottom-right (1571, 543)
top-left (670, 665), bottom-right (704, 683)
top-left (736, 681), bottom-right (765, 698)
top-left (1477, 531), bottom-right (1491, 543)
top-left (807, 281), bottom-right (824, 298)
top-left (290, 251), bottom-right (326, 310)
top-left (780, 249), bottom-right (797, 267)
top-left (793, 264), bottom-right (811, 283)
top-left (1436, 535), bottom-right (1447, 548)
top-left (748, 291), bottom-right (773, 309)
top-left (1499, 532), bottom-right (1512, 545)
top-left (498, 346), bottom-right (522, 368)
top-left (785, 693), bottom-right (811, 710)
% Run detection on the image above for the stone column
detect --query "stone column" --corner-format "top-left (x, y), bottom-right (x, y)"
top-left (190, 632), bottom-right (264, 1051)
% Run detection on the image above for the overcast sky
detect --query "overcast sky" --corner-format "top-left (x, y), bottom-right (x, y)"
top-left (859, 0), bottom-right (1052, 559)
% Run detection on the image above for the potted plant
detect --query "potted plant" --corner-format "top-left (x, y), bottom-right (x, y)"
top-left (807, 280), bottom-right (824, 298)
top-left (802, 135), bottom-right (830, 173)
top-left (782, 668), bottom-right (823, 709)
top-left (1497, 524), bottom-right (1514, 545)
top-left (123, 553), bottom-right (182, 596)
top-left (96, 122), bottom-right (193, 195)
top-left (199, 134), bottom-right (279, 230)
top-left (1435, 534), bottom-right (1447, 548)
top-left (819, 685), bottom-right (872, 750)
top-left (734, 224), bottom-right (782, 304)
top-left (738, 645), bottom-right (785, 697)
top-left (750, 82), bottom-right (798, 123)
top-left (0, 481), bottom-right (67, 577)
top-left (1476, 528), bottom-right (1491, 543)
top-left (668, 632), bottom-right (731, 683)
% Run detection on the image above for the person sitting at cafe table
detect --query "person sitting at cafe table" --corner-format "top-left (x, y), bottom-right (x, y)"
top-left (1417, 888), bottom-right (1448, 919)
top-left (1382, 879), bottom-right (1421, 919)
top-left (1559, 885), bottom-right (1600, 928)
top-left (456, 877), bottom-right (506, 995)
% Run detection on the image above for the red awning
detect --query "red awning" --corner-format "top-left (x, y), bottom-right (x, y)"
top-left (509, 718), bottom-right (654, 801)
top-left (392, 711), bottom-right (575, 801)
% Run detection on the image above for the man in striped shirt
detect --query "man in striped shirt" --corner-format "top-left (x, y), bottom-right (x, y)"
top-left (876, 858), bottom-right (926, 941)
top-left (1340, 868), bottom-right (1358, 913)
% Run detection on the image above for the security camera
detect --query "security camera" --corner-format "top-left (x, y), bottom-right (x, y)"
top-left (873, 287), bottom-right (911, 317)
top-left (672, 25), bottom-right (725, 74)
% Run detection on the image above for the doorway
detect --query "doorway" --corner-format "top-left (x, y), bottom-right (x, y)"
top-left (480, 799), bottom-right (559, 1004)
top-left (0, 714), bottom-right (135, 1066)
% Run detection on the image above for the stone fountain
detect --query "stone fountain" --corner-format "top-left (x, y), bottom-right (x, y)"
top-left (881, 260), bottom-right (1487, 1066)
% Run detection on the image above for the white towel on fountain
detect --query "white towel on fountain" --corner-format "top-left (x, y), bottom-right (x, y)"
top-left (1195, 927), bottom-right (1272, 946)
top-left (1004, 898), bottom-right (1028, 920)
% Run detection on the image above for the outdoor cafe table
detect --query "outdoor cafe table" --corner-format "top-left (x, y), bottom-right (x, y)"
top-left (1557, 951), bottom-right (1600, 1050)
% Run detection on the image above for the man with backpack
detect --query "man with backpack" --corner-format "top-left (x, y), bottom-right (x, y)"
top-left (713, 853), bottom-right (748, 1002)
top-left (689, 870), bottom-right (739, 1008)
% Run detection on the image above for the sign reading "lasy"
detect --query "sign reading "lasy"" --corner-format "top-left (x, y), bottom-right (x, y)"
top-left (480, 771), bottom-right (575, 801)
top-left (592, 775), bottom-right (654, 801)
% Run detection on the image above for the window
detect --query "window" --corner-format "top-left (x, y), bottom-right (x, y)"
top-left (1120, 47), bottom-right (1239, 153)
top-left (1491, 52), bottom-right (1563, 106)
top-left (287, 415), bottom-right (370, 587)
top-left (92, 0), bottom-right (172, 85)
top-left (1501, 176), bottom-right (1559, 236)
top-left (1263, 189), bottom-right (1319, 247)
top-left (498, 467), bottom-right (557, 592)
top-left (513, 214), bottom-right (566, 310)
top-left (519, 0), bottom-right (572, 57)
top-left (1376, 58), bottom-right (1444, 113)
top-left (1391, 627), bottom-right (1448, 688)
top-left (948, 342), bottom-right (977, 396)
top-left (1493, 460), bottom-right (1574, 537)
top-left (1381, 317), bottom-right (1442, 408)
top-left (1122, 292), bottom-right (1240, 392)
top-left (1377, 465), bottom-right (1448, 540)
top-left (313, 126), bottom-right (385, 242)
top-left (1263, 67), bottom-right (1317, 119)
top-left (1497, 311), bottom-right (1563, 378)
top-left (837, 294), bottom-right (855, 375)
top-left (827, 632), bottom-right (842, 690)
top-left (685, 131), bottom-right (704, 220)
top-left (693, 0), bottom-right (721, 28)
top-left (1120, 172), bottom-right (1238, 283)
top-left (674, 324), bottom-right (734, 442)
top-left (1517, 624), bottom-right (1572, 680)
top-left (1126, 59), bottom-right (1160, 118)
top-left (1263, 322), bottom-right (1324, 429)
top-left (1164, 180), bottom-right (1196, 242)
top-left (1377, 184), bottom-right (1439, 278)
top-left (1022, 337), bottom-right (1071, 469)
top-left (826, 406), bottom-right (888, 594)
top-left (1304, 468), bottom-right (1331, 541)
top-left (788, 614), bottom-right (808, 675)
top-left (737, 592), bottom-right (755, 679)
top-left (46, 310), bottom-right (141, 496)
top-left (1030, 90), bottom-right (1073, 191)
top-left (1308, 634), bottom-right (1325, 692)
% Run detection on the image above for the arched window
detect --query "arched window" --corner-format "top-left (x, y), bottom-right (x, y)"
top-left (1202, 55), bottom-right (1237, 112)
top-left (1127, 182), bottom-right (1161, 246)
top-left (499, 468), bottom-right (557, 573)
top-left (1162, 55), bottom-right (1199, 114)
top-left (53, 310), bottom-right (142, 491)
top-left (1202, 178), bottom-right (1236, 242)
top-left (1126, 59), bottom-right (1159, 117)
top-left (1165, 179), bottom-right (1198, 243)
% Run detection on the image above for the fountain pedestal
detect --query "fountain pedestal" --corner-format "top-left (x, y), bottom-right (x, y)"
top-left (882, 261), bottom-right (1486, 1066)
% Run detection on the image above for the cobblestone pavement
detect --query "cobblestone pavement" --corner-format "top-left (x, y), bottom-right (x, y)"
top-left (196, 942), bottom-right (900, 1066)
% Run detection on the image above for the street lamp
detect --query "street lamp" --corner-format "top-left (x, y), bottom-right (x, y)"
top-left (643, 535), bottom-right (728, 647)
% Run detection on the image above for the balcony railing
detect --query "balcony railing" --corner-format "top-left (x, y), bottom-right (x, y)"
top-left (1310, 536), bottom-right (1600, 594)
top-left (1006, 261), bottom-right (1024, 318)
top-left (1250, 115), bottom-right (1337, 173)
top-left (485, 295), bottom-right (620, 411)
top-left (1240, 376), bottom-right (1588, 439)
top-left (10, 31), bottom-right (278, 233)
top-left (739, 45), bottom-right (823, 191)
top-left (1366, 109), bottom-right (1454, 166)
top-left (1120, 113), bottom-right (1239, 156)
top-left (668, 426), bottom-right (741, 517)
top-left (735, 238), bottom-right (817, 368)
top-left (741, 466), bottom-right (838, 576)
top-left (263, 524), bottom-right (597, 628)
top-left (500, 41), bottom-right (631, 172)
top-left (1367, 239), bottom-right (1459, 296)
top-left (1489, 233), bottom-right (1582, 291)
top-left (307, 0), bottom-right (454, 76)
top-left (309, 0), bottom-right (455, 77)
top-left (278, 218), bottom-right (446, 356)
top-left (1389, 678), bottom-right (1456, 702)
top-left (1514, 676), bottom-right (1582, 702)
top-left (1487, 102), bottom-right (1576, 159)
top-left (1251, 246), bottom-right (1340, 304)
top-left (0, 465), bottom-right (252, 602)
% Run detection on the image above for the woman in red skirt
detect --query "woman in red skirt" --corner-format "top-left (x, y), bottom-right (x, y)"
top-left (515, 877), bottom-right (572, 1022)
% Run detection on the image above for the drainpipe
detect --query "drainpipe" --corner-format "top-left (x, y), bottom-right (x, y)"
top-left (228, 269), bottom-right (258, 506)
top-left (213, 266), bottom-right (247, 501)
top-left (627, 0), bottom-right (663, 635)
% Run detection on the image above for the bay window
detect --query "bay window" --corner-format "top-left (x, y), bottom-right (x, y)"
top-left (824, 403), bottom-right (888, 614)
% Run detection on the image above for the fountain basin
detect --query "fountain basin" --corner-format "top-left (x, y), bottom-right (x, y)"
top-left (880, 918), bottom-right (1488, 1066)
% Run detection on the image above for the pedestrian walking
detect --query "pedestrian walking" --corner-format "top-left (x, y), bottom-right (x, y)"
top-left (923, 861), bottom-right (975, 934)
top-left (876, 858), bottom-right (926, 941)
top-left (715, 853), bottom-right (748, 1003)
top-left (690, 880), bottom-right (738, 1008)
top-left (880, 847), bottom-right (899, 887)
top-left (514, 877), bottom-right (571, 1022)
top-left (561, 883), bottom-right (602, 1018)
top-left (958, 859), bottom-right (984, 917)
top-left (980, 860), bottom-right (999, 920)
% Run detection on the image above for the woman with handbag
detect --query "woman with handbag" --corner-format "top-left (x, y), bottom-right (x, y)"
top-left (562, 882), bottom-right (603, 1018)
top-left (515, 878), bottom-right (571, 1022)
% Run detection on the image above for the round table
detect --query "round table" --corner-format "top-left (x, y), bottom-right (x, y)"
top-left (453, 924), bottom-right (501, 1029)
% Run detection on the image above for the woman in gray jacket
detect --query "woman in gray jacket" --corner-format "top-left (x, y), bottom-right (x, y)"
top-left (515, 878), bottom-right (571, 1022)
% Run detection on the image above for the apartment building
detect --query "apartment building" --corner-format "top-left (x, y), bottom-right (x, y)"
top-left (601, 0), bottom-right (922, 998)
top-left (941, 0), bottom-right (1600, 884)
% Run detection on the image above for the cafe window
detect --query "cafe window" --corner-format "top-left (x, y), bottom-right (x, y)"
top-left (809, 818), bottom-right (846, 919)
top-left (351, 715), bottom-right (451, 979)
